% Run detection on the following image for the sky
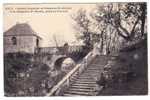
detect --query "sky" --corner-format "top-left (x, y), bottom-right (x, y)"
top-left (3, 4), bottom-right (96, 47)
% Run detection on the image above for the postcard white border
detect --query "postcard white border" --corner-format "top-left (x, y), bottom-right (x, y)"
top-left (0, 0), bottom-right (149, 100)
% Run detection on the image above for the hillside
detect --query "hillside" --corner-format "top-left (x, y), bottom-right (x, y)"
top-left (98, 38), bottom-right (148, 95)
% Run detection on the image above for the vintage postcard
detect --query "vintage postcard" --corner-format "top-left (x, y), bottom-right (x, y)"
top-left (3, 3), bottom-right (148, 96)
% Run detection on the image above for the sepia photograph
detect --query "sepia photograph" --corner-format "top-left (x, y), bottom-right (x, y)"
top-left (3, 2), bottom-right (148, 96)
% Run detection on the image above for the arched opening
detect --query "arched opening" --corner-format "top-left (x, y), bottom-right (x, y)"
top-left (11, 37), bottom-right (17, 45)
top-left (54, 57), bottom-right (67, 70)
top-left (61, 57), bottom-right (76, 73)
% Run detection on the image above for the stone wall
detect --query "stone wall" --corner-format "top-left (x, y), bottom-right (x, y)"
top-left (38, 46), bottom-right (83, 54)
top-left (4, 35), bottom-right (39, 54)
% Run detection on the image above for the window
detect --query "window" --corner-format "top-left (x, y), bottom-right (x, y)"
top-left (36, 38), bottom-right (39, 47)
top-left (11, 37), bottom-right (17, 45)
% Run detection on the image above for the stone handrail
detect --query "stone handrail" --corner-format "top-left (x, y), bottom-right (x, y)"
top-left (46, 51), bottom-right (96, 96)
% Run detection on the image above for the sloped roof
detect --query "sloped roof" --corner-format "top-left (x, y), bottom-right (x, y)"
top-left (4, 23), bottom-right (42, 39)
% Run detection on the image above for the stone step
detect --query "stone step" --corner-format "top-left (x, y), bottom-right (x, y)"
top-left (63, 93), bottom-right (74, 96)
top-left (75, 81), bottom-right (96, 84)
top-left (88, 67), bottom-right (104, 69)
top-left (91, 63), bottom-right (107, 66)
top-left (75, 79), bottom-right (95, 82)
top-left (91, 61), bottom-right (107, 63)
top-left (83, 70), bottom-right (99, 73)
top-left (80, 76), bottom-right (98, 78)
top-left (88, 66), bottom-right (103, 69)
top-left (82, 71), bottom-right (99, 73)
top-left (62, 55), bottom-right (109, 96)
top-left (86, 68), bottom-right (101, 70)
top-left (76, 80), bottom-right (96, 83)
top-left (86, 64), bottom-right (104, 68)
top-left (83, 71), bottom-right (100, 74)
top-left (64, 90), bottom-right (96, 96)
top-left (84, 72), bottom-right (100, 74)
top-left (70, 85), bottom-right (95, 89)
top-left (63, 93), bottom-right (89, 96)
top-left (78, 76), bottom-right (93, 79)
top-left (87, 66), bottom-right (102, 69)
top-left (82, 71), bottom-right (100, 75)
top-left (63, 93), bottom-right (80, 96)
top-left (81, 73), bottom-right (99, 76)
top-left (68, 88), bottom-right (95, 92)
top-left (80, 76), bottom-right (98, 79)
top-left (84, 69), bottom-right (100, 72)
top-left (75, 78), bottom-right (95, 82)
top-left (83, 72), bottom-right (99, 74)
top-left (69, 85), bottom-right (103, 92)
top-left (84, 71), bottom-right (100, 73)
top-left (92, 60), bottom-right (107, 62)
top-left (90, 64), bottom-right (106, 67)
top-left (86, 67), bottom-right (101, 70)
top-left (79, 76), bottom-right (96, 78)
top-left (72, 83), bottom-right (97, 87)
top-left (75, 77), bottom-right (94, 80)
top-left (79, 74), bottom-right (94, 77)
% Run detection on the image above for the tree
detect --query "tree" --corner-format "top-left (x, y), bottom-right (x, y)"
top-left (71, 9), bottom-right (93, 49)
top-left (71, 3), bottom-right (147, 54)
top-left (91, 4), bottom-right (120, 54)
top-left (90, 3), bottom-right (147, 54)
top-left (93, 3), bottom-right (147, 41)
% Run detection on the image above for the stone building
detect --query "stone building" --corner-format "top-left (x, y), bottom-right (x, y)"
top-left (4, 23), bottom-right (42, 54)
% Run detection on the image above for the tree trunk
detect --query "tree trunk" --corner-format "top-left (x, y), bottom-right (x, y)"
top-left (140, 3), bottom-right (146, 36)
top-left (130, 16), bottom-right (140, 39)
top-left (116, 28), bottom-right (130, 41)
top-left (100, 31), bottom-right (104, 53)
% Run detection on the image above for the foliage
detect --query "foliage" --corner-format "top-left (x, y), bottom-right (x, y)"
top-left (71, 9), bottom-right (93, 49)
top-left (4, 53), bottom-right (65, 96)
top-left (72, 3), bottom-right (147, 54)
top-left (92, 3), bottom-right (146, 41)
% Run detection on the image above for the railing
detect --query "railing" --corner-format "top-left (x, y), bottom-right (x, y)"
top-left (46, 51), bottom-right (96, 96)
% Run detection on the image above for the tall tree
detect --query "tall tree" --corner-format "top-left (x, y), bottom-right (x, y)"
top-left (71, 3), bottom-right (147, 54)
top-left (71, 9), bottom-right (93, 49)
top-left (92, 3), bottom-right (147, 41)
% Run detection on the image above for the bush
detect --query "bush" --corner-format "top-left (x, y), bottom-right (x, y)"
top-left (4, 52), bottom-right (67, 96)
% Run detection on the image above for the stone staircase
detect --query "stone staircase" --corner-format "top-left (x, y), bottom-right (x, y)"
top-left (63, 56), bottom-right (108, 96)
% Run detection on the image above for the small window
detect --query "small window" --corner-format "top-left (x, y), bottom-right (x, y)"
top-left (36, 38), bottom-right (39, 47)
top-left (11, 37), bottom-right (17, 45)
